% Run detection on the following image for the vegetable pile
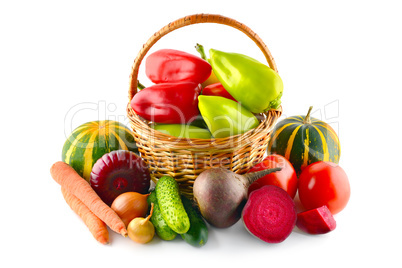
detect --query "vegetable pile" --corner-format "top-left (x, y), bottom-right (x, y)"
top-left (51, 42), bottom-right (350, 247)
top-left (130, 45), bottom-right (283, 139)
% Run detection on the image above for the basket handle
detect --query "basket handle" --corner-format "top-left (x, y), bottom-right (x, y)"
top-left (128, 13), bottom-right (278, 101)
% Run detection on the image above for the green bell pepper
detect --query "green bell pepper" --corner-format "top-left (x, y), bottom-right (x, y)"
top-left (189, 114), bottom-right (209, 129)
top-left (209, 48), bottom-right (283, 113)
top-left (152, 124), bottom-right (212, 139)
top-left (198, 95), bottom-right (259, 138)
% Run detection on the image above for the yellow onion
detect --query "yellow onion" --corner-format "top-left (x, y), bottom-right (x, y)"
top-left (127, 203), bottom-right (155, 244)
top-left (111, 192), bottom-right (150, 227)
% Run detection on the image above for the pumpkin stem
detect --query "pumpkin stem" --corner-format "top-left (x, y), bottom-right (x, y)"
top-left (304, 106), bottom-right (313, 124)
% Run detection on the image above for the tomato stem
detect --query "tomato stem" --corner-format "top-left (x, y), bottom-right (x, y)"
top-left (304, 106), bottom-right (313, 124)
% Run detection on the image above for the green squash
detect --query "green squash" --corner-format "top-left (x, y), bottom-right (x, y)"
top-left (267, 106), bottom-right (340, 175)
top-left (62, 120), bottom-right (138, 182)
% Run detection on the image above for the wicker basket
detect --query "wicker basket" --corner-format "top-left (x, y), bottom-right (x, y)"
top-left (127, 14), bottom-right (282, 198)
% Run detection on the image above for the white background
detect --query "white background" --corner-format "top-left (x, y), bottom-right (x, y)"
top-left (1, 0), bottom-right (401, 267)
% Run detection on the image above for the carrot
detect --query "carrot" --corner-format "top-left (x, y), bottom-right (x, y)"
top-left (50, 161), bottom-right (127, 236)
top-left (61, 187), bottom-right (109, 244)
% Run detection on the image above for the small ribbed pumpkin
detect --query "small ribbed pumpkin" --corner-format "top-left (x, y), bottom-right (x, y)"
top-left (267, 106), bottom-right (340, 175)
top-left (62, 120), bottom-right (138, 182)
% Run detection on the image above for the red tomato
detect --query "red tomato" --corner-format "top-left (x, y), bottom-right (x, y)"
top-left (247, 154), bottom-right (298, 198)
top-left (298, 161), bottom-right (350, 215)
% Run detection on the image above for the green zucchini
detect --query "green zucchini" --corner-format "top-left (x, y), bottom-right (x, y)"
top-left (181, 196), bottom-right (208, 247)
top-left (147, 191), bottom-right (177, 241)
top-left (155, 176), bottom-right (190, 234)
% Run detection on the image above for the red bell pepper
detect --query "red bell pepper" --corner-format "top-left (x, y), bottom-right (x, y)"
top-left (202, 83), bottom-right (237, 102)
top-left (130, 82), bottom-right (202, 124)
top-left (145, 49), bottom-right (212, 84)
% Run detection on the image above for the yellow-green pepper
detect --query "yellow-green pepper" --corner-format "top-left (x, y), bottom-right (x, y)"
top-left (209, 48), bottom-right (283, 113)
top-left (198, 95), bottom-right (259, 138)
top-left (152, 124), bottom-right (212, 139)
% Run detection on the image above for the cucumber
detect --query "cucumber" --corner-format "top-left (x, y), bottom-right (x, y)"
top-left (147, 191), bottom-right (177, 241)
top-left (181, 196), bottom-right (208, 247)
top-left (155, 176), bottom-right (190, 234)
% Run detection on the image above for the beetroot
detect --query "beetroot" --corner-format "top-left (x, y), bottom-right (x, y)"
top-left (296, 205), bottom-right (336, 234)
top-left (90, 150), bottom-right (151, 205)
top-left (242, 185), bottom-right (296, 243)
top-left (193, 167), bottom-right (281, 228)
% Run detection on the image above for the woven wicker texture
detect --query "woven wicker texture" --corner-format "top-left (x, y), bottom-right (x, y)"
top-left (127, 14), bottom-right (282, 197)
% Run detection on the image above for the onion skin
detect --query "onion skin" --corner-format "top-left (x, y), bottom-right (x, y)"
top-left (111, 192), bottom-right (150, 227)
top-left (127, 203), bottom-right (155, 244)
top-left (90, 150), bottom-right (151, 206)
